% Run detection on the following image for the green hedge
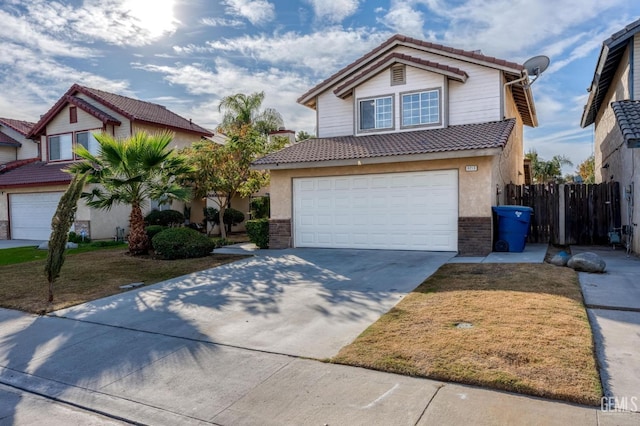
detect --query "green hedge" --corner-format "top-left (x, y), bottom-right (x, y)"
top-left (145, 225), bottom-right (167, 242)
top-left (68, 231), bottom-right (91, 243)
top-left (246, 219), bottom-right (269, 249)
top-left (145, 209), bottom-right (184, 226)
top-left (152, 227), bottom-right (215, 260)
top-left (203, 207), bottom-right (245, 226)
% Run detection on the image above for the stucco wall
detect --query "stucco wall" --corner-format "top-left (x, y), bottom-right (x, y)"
top-left (269, 156), bottom-right (496, 221)
top-left (132, 123), bottom-right (203, 151)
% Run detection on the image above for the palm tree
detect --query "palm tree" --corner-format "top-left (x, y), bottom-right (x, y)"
top-left (525, 149), bottom-right (573, 183)
top-left (68, 131), bottom-right (192, 255)
top-left (218, 91), bottom-right (284, 135)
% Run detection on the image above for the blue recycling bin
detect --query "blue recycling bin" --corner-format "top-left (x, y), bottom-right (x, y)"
top-left (493, 205), bottom-right (533, 252)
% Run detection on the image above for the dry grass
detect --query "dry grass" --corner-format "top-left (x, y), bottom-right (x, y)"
top-left (0, 248), bottom-right (246, 314)
top-left (332, 263), bottom-right (602, 406)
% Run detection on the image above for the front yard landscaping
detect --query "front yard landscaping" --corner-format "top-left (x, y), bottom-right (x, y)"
top-left (332, 262), bottom-right (602, 406)
top-left (0, 246), bottom-right (246, 313)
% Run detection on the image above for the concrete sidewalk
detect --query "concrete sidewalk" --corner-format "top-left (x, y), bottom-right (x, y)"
top-left (0, 240), bottom-right (45, 249)
top-left (1, 309), bottom-right (638, 425)
top-left (573, 246), bottom-right (640, 411)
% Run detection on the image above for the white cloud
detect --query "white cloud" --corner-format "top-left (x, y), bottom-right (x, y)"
top-left (223, 0), bottom-right (275, 26)
top-left (203, 28), bottom-right (391, 77)
top-left (377, 2), bottom-right (425, 39)
top-left (200, 17), bottom-right (245, 28)
top-left (306, 0), bottom-right (360, 23)
top-left (132, 59), bottom-right (316, 133)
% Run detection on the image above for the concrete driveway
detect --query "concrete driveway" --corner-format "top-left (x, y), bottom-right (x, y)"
top-left (0, 240), bottom-right (45, 249)
top-left (574, 246), bottom-right (640, 411)
top-left (52, 248), bottom-right (455, 358)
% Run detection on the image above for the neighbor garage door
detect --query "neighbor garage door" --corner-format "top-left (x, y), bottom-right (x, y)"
top-left (293, 170), bottom-right (458, 251)
top-left (10, 192), bottom-right (63, 240)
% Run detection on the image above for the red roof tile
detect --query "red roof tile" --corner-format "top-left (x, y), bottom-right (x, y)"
top-left (0, 161), bottom-right (72, 188)
top-left (253, 119), bottom-right (515, 167)
top-left (0, 158), bottom-right (38, 174)
top-left (29, 84), bottom-right (213, 138)
top-left (0, 131), bottom-right (21, 147)
top-left (0, 117), bottom-right (36, 136)
top-left (66, 95), bottom-right (121, 125)
top-left (334, 52), bottom-right (468, 98)
top-left (298, 34), bottom-right (523, 106)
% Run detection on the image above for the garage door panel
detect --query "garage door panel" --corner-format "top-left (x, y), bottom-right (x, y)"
top-left (10, 192), bottom-right (64, 240)
top-left (293, 170), bottom-right (458, 251)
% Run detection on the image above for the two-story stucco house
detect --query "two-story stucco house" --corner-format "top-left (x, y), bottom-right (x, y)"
top-left (0, 84), bottom-right (213, 241)
top-left (0, 117), bottom-right (37, 167)
top-left (581, 19), bottom-right (640, 254)
top-left (253, 34), bottom-right (539, 256)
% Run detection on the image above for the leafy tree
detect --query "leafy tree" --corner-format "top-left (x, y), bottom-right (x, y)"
top-left (68, 132), bottom-right (192, 255)
top-left (45, 173), bottom-right (87, 304)
top-left (295, 130), bottom-right (315, 141)
top-left (218, 91), bottom-right (284, 135)
top-left (181, 125), bottom-right (285, 239)
top-left (577, 154), bottom-right (595, 184)
top-left (525, 149), bottom-right (573, 183)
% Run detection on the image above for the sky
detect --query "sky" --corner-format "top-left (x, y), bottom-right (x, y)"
top-left (1, 0), bottom-right (639, 174)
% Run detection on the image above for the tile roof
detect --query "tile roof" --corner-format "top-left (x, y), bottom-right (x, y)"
top-left (0, 161), bottom-right (72, 188)
top-left (612, 100), bottom-right (640, 144)
top-left (0, 131), bottom-right (21, 147)
top-left (66, 95), bottom-right (121, 125)
top-left (298, 34), bottom-right (523, 106)
top-left (29, 84), bottom-right (213, 138)
top-left (253, 119), bottom-right (515, 167)
top-left (581, 18), bottom-right (640, 127)
top-left (334, 52), bottom-right (468, 99)
top-left (0, 117), bottom-right (36, 136)
top-left (0, 158), bottom-right (38, 174)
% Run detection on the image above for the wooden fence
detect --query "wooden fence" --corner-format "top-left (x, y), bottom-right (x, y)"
top-left (503, 182), bottom-right (621, 245)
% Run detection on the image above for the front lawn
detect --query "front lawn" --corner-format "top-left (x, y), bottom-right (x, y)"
top-left (0, 242), bottom-right (123, 266)
top-left (0, 248), bottom-right (246, 313)
top-left (332, 262), bottom-right (602, 406)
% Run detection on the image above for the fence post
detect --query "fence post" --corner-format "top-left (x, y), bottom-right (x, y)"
top-left (558, 184), bottom-right (566, 245)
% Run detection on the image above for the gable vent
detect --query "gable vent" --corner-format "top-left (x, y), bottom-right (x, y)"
top-left (391, 65), bottom-right (406, 85)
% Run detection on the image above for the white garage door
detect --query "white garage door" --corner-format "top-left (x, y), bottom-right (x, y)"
top-left (293, 170), bottom-right (458, 251)
top-left (10, 192), bottom-right (63, 240)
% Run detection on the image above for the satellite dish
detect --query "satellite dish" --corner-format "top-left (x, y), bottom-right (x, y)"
top-left (523, 55), bottom-right (550, 84)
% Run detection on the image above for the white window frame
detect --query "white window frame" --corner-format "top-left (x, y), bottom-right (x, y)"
top-left (358, 95), bottom-right (394, 132)
top-left (48, 133), bottom-right (73, 161)
top-left (75, 130), bottom-right (101, 156)
top-left (401, 89), bottom-right (442, 128)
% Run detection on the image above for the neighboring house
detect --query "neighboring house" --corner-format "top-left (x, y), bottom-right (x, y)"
top-left (581, 18), bottom-right (640, 254)
top-left (0, 117), bottom-right (38, 166)
top-left (0, 84), bottom-right (212, 240)
top-left (253, 34), bottom-right (539, 255)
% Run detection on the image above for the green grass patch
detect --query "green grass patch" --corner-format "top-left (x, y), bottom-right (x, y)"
top-left (0, 242), bottom-right (127, 266)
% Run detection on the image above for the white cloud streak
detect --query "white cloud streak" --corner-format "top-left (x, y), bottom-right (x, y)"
top-left (306, 0), bottom-right (361, 23)
top-left (223, 0), bottom-right (276, 25)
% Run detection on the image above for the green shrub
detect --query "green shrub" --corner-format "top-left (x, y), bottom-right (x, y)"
top-left (250, 196), bottom-right (270, 219)
top-left (68, 231), bottom-right (91, 243)
top-left (203, 207), bottom-right (245, 226)
top-left (210, 237), bottom-right (231, 248)
top-left (89, 240), bottom-right (126, 248)
top-left (145, 209), bottom-right (185, 226)
top-left (246, 219), bottom-right (269, 249)
top-left (152, 227), bottom-right (215, 260)
top-left (145, 225), bottom-right (167, 241)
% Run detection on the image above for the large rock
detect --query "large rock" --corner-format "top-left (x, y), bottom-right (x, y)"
top-left (549, 251), bottom-right (571, 266)
top-left (37, 241), bottom-right (79, 250)
top-left (567, 252), bottom-right (606, 273)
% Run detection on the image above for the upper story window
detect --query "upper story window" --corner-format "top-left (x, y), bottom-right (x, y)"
top-left (76, 131), bottom-right (100, 156)
top-left (359, 96), bottom-right (393, 131)
top-left (69, 106), bottom-right (77, 123)
top-left (401, 89), bottom-right (440, 127)
top-left (49, 133), bottom-right (73, 161)
top-left (48, 130), bottom-right (100, 161)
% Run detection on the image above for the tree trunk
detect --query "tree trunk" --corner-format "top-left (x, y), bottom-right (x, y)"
top-left (48, 280), bottom-right (54, 303)
top-left (218, 206), bottom-right (227, 239)
top-left (128, 204), bottom-right (149, 255)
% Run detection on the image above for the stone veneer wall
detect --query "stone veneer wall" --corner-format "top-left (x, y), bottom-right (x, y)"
top-left (269, 219), bottom-right (291, 249)
top-left (0, 220), bottom-right (8, 239)
top-left (458, 217), bottom-right (492, 256)
top-left (73, 220), bottom-right (91, 239)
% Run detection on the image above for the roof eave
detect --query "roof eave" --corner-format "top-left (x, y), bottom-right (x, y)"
top-left (581, 43), bottom-right (610, 128)
top-left (252, 147), bottom-right (504, 171)
top-left (132, 119), bottom-right (214, 137)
